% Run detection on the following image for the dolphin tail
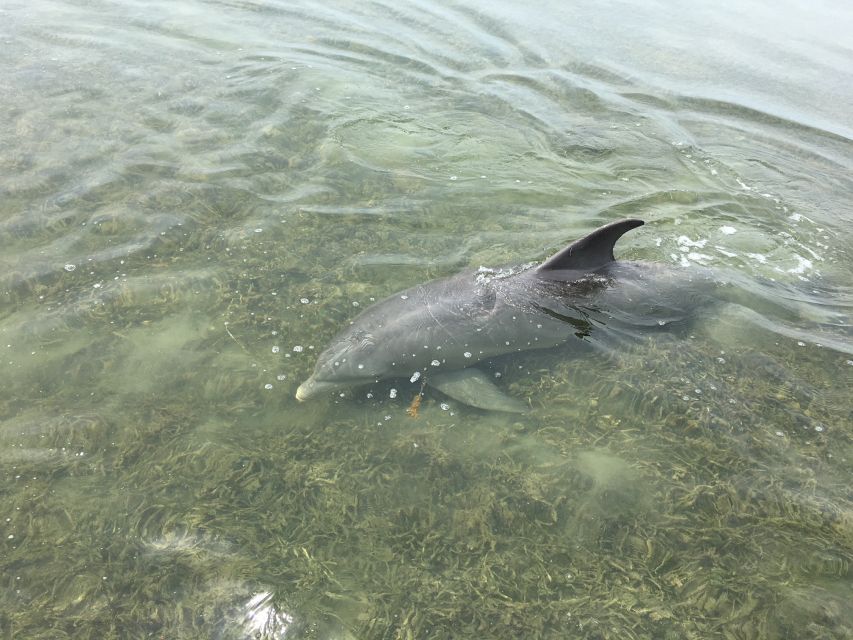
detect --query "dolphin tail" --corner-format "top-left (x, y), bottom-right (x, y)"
top-left (537, 219), bottom-right (645, 273)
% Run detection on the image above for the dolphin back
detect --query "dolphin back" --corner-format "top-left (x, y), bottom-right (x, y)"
top-left (536, 219), bottom-right (645, 273)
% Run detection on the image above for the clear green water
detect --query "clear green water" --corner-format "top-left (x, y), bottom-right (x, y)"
top-left (2, 0), bottom-right (852, 638)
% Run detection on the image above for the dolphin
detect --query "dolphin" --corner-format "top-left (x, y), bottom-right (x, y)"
top-left (295, 219), bottom-right (716, 411)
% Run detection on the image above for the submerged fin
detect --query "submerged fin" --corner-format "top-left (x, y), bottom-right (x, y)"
top-left (537, 219), bottom-right (644, 272)
top-left (429, 369), bottom-right (527, 413)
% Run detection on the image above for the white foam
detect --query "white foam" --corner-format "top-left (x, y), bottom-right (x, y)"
top-left (687, 252), bottom-right (713, 264)
top-left (677, 235), bottom-right (708, 250)
top-left (787, 255), bottom-right (813, 275)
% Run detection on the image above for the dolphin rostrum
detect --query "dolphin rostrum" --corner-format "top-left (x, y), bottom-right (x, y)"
top-left (295, 219), bottom-right (714, 411)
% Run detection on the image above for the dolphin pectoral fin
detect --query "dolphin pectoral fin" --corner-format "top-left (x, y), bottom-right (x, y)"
top-left (429, 369), bottom-right (527, 413)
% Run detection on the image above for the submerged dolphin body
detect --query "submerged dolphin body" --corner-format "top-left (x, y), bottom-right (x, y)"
top-left (296, 219), bottom-right (715, 411)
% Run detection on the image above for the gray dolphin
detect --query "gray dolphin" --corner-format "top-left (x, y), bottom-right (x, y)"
top-left (295, 219), bottom-right (715, 411)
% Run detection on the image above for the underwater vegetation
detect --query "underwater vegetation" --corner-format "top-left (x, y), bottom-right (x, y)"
top-left (1, 240), bottom-right (850, 638)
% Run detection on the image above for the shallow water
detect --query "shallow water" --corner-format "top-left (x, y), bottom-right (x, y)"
top-left (2, 0), bottom-right (852, 638)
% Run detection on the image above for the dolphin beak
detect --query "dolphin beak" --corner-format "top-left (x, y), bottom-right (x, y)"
top-left (295, 380), bottom-right (313, 402)
top-left (295, 377), bottom-right (342, 402)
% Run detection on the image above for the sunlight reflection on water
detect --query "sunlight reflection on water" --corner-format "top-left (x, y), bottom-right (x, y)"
top-left (244, 592), bottom-right (294, 639)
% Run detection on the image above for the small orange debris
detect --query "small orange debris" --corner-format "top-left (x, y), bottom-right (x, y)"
top-left (406, 393), bottom-right (422, 418)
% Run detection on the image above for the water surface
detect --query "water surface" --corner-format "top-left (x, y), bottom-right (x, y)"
top-left (1, 0), bottom-right (852, 638)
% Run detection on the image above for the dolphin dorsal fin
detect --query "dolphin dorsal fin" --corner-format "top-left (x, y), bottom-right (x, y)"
top-left (536, 218), bottom-right (645, 273)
